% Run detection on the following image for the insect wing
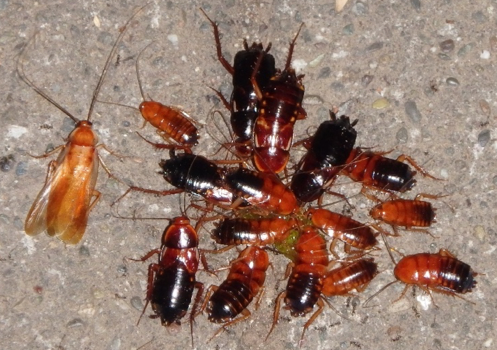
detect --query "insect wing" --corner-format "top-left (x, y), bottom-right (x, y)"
top-left (24, 160), bottom-right (59, 236)
top-left (25, 143), bottom-right (99, 244)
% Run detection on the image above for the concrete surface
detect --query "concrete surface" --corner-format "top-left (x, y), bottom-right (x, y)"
top-left (1, 1), bottom-right (495, 349)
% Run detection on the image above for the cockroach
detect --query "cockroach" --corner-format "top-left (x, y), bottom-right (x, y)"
top-left (224, 167), bottom-right (298, 215)
top-left (321, 258), bottom-right (378, 297)
top-left (202, 246), bottom-right (269, 339)
top-left (132, 216), bottom-right (203, 344)
top-left (366, 249), bottom-right (478, 306)
top-left (268, 226), bottom-right (329, 345)
top-left (291, 112), bottom-right (358, 203)
top-left (307, 208), bottom-right (378, 253)
top-left (134, 43), bottom-right (199, 146)
top-left (211, 216), bottom-right (298, 246)
top-left (116, 149), bottom-right (236, 208)
top-left (22, 6), bottom-right (147, 244)
top-left (342, 148), bottom-right (438, 193)
top-left (394, 249), bottom-right (477, 299)
top-left (201, 9), bottom-right (276, 156)
top-left (159, 150), bottom-right (235, 205)
top-left (251, 23), bottom-right (306, 173)
top-left (369, 193), bottom-right (437, 236)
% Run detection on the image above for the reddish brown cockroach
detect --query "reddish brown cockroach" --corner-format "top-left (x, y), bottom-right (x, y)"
top-left (202, 246), bottom-right (269, 339)
top-left (251, 23), bottom-right (306, 174)
top-left (22, 6), bottom-right (147, 244)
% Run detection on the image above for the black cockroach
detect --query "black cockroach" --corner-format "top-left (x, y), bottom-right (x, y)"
top-left (342, 148), bottom-right (439, 193)
top-left (132, 217), bottom-right (203, 344)
top-left (201, 9), bottom-right (276, 156)
top-left (291, 112), bottom-right (358, 203)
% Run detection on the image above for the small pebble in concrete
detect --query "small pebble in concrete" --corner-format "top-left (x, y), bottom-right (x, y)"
top-left (439, 39), bottom-right (455, 52)
top-left (131, 296), bottom-right (144, 311)
top-left (474, 225), bottom-right (486, 242)
top-left (438, 53), bottom-right (451, 60)
top-left (458, 43), bottom-right (474, 57)
top-left (410, 0), bottom-right (420, 10)
top-left (353, 1), bottom-right (368, 15)
top-left (318, 66), bottom-right (330, 79)
top-left (478, 130), bottom-right (490, 147)
top-left (366, 42), bottom-right (384, 52)
top-left (67, 318), bottom-right (85, 328)
top-left (79, 245), bottom-right (90, 257)
top-left (0, 154), bottom-right (15, 172)
top-left (15, 161), bottom-right (27, 176)
top-left (404, 100), bottom-right (422, 123)
top-left (396, 127), bottom-right (408, 143)
top-left (480, 50), bottom-right (490, 59)
top-left (479, 99), bottom-right (490, 115)
top-left (372, 97), bottom-right (390, 109)
top-left (446, 77), bottom-right (459, 86)
top-left (342, 24), bottom-right (354, 35)
top-left (362, 74), bottom-right (374, 86)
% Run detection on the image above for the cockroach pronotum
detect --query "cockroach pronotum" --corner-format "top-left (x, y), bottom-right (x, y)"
top-left (342, 148), bottom-right (439, 193)
top-left (268, 226), bottom-right (329, 345)
top-left (201, 9), bottom-right (276, 156)
top-left (202, 246), bottom-right (269, 339)
top-left (307, 208), bottom-right (378, 254)
top-left (131, 217), bottom-right (203, 345)
top-left (291, 112), bottom-right (358, 203)
top-left (211, 216), bottom-right (298, 246)
top-left (251, 23), bottom-right (306, 173)
top-left (224, 167), bottom-right (299, 215)
top-left (22, 6), bottom-right (147, 244)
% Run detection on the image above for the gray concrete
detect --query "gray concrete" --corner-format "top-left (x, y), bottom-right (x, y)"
top-left (1, 1), bottom-right (495, 349)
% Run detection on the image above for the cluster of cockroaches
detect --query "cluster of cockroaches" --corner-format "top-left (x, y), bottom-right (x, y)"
top-left (20, 6), bottom-right (478, 347)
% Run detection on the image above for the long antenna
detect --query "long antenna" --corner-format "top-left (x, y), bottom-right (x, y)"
top-left (87, 4), bottom-right (150, 121)
top-left (135, 42), bottom-right (155, 102)
top-left (17, 34), bottom-right (80, 123)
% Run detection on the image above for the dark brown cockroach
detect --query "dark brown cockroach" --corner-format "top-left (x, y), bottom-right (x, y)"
top-left (321, 258), bottom-right (378, 297)
top-left (211, 216), bottom-right (298, 246)
top-left (366, 249), bottom-right (478, 307)
top-left (307, 208), bottom-right (378, 254)
top-left (251, 23), bottom-right (306, 173)
top-left (224, 167), bottom-right (299, 215)
top-left (342, 148), bottom-right (439, 193)
top-left (369, 193), bottom-right (438, 236)
top-left (115, 149), bottom-right (236, 208)
top-left (132, 217), bottom-right (203, 344)
top-left (291, 112), bottom-right (358, 203)
top-left (268, 226), bottom-right (329, 345)
top-left (22, 6), bottom-right (147, 244)
top-left (202, 246), bottom-right (269, 339)
top-left (201, 9), bottom-right (276, 156)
